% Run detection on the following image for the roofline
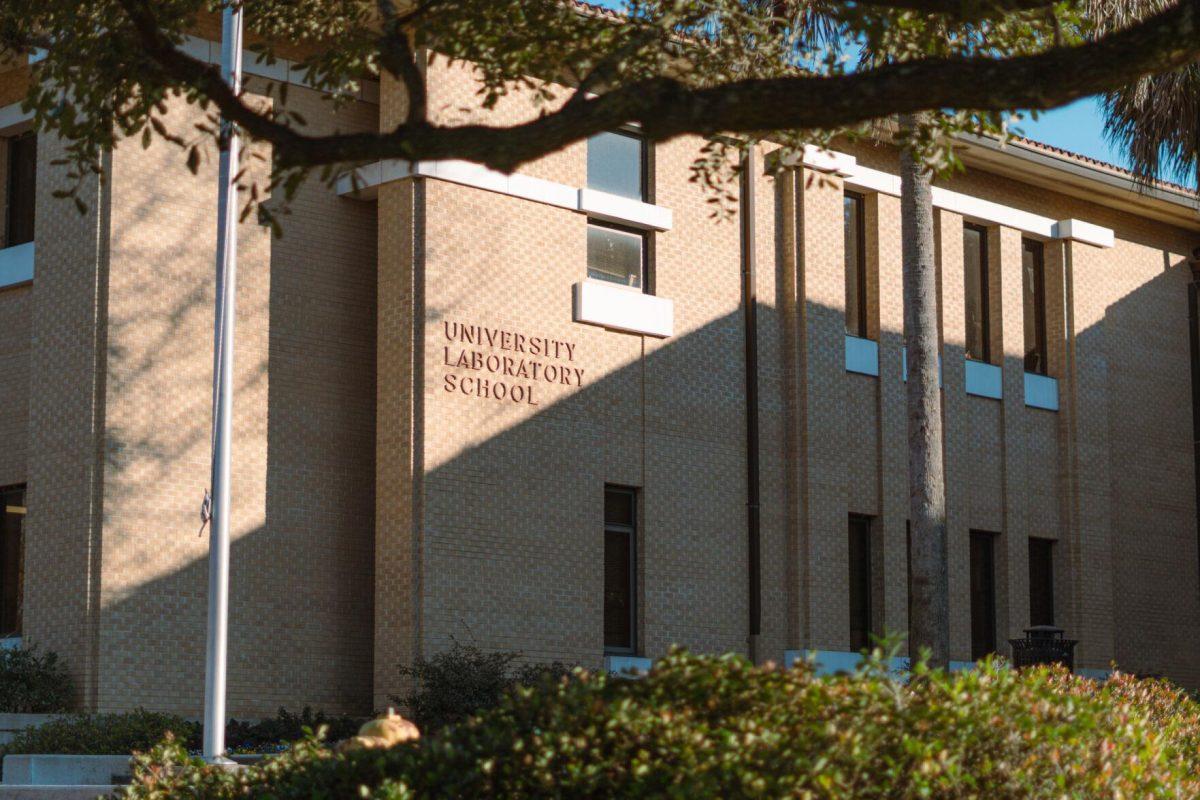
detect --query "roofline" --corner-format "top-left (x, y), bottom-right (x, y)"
top-left (956, 134), bottom-right (1200, 232)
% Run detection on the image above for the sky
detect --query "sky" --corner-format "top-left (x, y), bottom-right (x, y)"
top-left (1013, 98), bottom-right (1127, 171)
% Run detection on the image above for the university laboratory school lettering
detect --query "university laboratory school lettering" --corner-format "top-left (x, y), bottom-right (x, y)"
top-left (441, 321), bottom-right (584, 405)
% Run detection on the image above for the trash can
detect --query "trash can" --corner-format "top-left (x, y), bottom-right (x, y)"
top-left (1008, 625), bottom-right (1078, 671)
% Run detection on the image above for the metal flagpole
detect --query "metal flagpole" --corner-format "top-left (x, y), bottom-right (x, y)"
top-left (203, 0), bottom-right (244, 764)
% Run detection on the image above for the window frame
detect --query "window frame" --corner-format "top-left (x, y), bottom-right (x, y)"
top-left (585, 128), bottom-right (653, 295)
top-left (848, 514), bottom-right (874, 651)
top-left (0, 484), bottom-right (25, 639)
top-left (969, 530), bottom-right (998, 660)
top-left (1022, 238), bottom-right (1048, 375)
top-left (1028, 537), bottom-right (1055, 627)
top-left (603, 485), bottom-right (638, 655)
top-left (586, 219), bottom-right (650, 294)
top-left (6, 132), bottom-right (36, 249)
top-left (844, 191), bottom-right (868, 339)
top-left (964, 222), bottom-right (991, 364)
top-left (587, 127), bottom-right (648, 202)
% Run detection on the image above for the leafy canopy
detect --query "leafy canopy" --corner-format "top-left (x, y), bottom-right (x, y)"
top-left (0, 0), bottom-right (1196, 213)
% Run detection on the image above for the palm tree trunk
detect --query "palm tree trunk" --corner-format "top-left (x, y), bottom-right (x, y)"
top-left (899, 113), bottom-right (950, 668)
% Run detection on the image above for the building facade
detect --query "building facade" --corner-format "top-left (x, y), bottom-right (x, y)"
top-left (0, 48), bottom-right (1198, 716)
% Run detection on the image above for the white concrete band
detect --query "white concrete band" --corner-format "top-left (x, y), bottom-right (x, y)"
top-left (573, 280), bottom-right (674, 337)
top-left (801, 147), bottom-right (1117, 248)
top-left (338, 158), bottom-right (674, 232)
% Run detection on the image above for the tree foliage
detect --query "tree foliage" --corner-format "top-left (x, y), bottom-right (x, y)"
top-left (0, 0), bottom-right (1198, 213)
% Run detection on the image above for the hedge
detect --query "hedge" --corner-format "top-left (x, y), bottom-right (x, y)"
top-left (119, 649), bottom-right (1200, 799)
top-left (2, 707), bottom-right (364, 760)
top-left (392, 642), bottom-right (572, 732)
top-left (0, 645), bottom-right (73, 713)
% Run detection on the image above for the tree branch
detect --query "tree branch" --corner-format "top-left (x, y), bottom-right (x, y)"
top-left (848, 0), bottom-right (1060, 17)
top-left (377, 0), bottom-right (427, 124)
top-left (118, 0), bottom-right (1200, 175)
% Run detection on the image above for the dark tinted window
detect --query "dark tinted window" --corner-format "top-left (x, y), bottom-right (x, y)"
top-left (1028, 538), bottom-right (1055, 627)
top-left (844, 192), bottom-right (867, 338)
top-left (964, 224), bottom-right (990, 362)
top-left (969, 531), bottom-right (997, 660)
top-left (0, 485), bottom-right (25, 637)
top-left (7, 134), bottom-right (35, 247)
top-left (848, 515), bottom-right (873, 651)
top-left (1022, 239), bottom-right (1047, 374)
top-left (604, 487), bottom-right (636, 653)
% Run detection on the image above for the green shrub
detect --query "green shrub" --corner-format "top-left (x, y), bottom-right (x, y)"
top-left (225, 707), bottom-right (364, 753)
top-left (2, 707), bottom-right (365, 760)
top-left (391, 642), bottom-right (572, 731)
top-left (119, 649), bottom-right (1200, 799)
top-left (0, 645), bottom-right (74, 713)
top-left (4, 709), bottom-right (195, 757)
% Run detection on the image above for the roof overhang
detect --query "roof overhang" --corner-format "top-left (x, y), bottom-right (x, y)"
top-left (956, 134), bottom-right (1200, 233)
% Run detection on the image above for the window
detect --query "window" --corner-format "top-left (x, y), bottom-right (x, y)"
top-left (587, 222), bottom-right (646, 289)
top-left (587, 130), bottom-right (645, 200)
top-left (6, 134), bottom-right (35, 248)
top-left (0, 485), bottom-right (24, 638)
top-left (1028, 538), bottom-right (1055, 627)
top-left (969, 531), bottom-right (997, 660)
top-left (848, 515), bottom-right (873, 651)
top-left (604, 486), bottom-right (637, 653)
top-left (964, 224), bottom-right (990, 362)
top-left (844, 192), bottom-right (867, 338)
top-left (1022, 239), bottom-right (1047, 374)
top-left (586, 130), bottom-right (650, 292)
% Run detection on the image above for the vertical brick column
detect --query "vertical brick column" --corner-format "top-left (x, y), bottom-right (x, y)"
top-left (938, 209), bottom-right (972, 660)
top-left (374, 72), bottom-right (421, 708)
top-left (22, 138), bottom-right (109, 708)
top-left (1059, 239), bottom-right (1115, 669)
top-left (796, 168), bottom-right (849, 650)
top-left (374, 176), bottom-right (423, 709)
top-left (874, 192), bottom-right (910, 648)
top-left (997, 226), bottom-right (1029, 639)
top-left (754, 152), bottom-right (792, 660)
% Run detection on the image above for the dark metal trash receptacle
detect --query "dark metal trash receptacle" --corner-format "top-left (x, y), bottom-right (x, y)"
top-left (1008, 625), bottom-right (1078, 671)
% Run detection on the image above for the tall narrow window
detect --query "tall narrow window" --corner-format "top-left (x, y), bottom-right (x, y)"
top-left (587, 130), bottom-right (645, 200)
top-left (587, 130), bottom-right (649, 291)
top-left (0, 485), bottom-right (25, 638)
top-left (844, 192), bottom-right (867, 338)
top-left (848, 514), bottom-right (873, 651)
top-left (6, 134), bottom-right (36, 248)
top-left (969, 531), bottom-right (997, 660)
top-left (604, 486), bottom-right (637, 653)
top-left (1022, 239), bottom-right (1047, 374)
top-left (964, 224), bottom-right (990, 362)
top-left (1028, 537), bottom-right (1055, 627)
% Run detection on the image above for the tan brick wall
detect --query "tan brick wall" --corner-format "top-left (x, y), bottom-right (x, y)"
top-left (5, 49), bottom-right (1199, 712)
top-left (18, 77), bottom-right (378, 714)
top-left (374, 175), bottom-right (420, 711)
top-left (366, 61), bottom-right (1200, 688)
top-left (841, 140), bottom-right (1198, 677)
top-left (23, 133), bottom-right (110, 707)
top-left (88, 79), bottom-right (376, 715)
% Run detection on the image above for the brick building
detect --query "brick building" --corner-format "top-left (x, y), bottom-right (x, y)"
top-left (0, 46), bottom-right (1197, 716)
